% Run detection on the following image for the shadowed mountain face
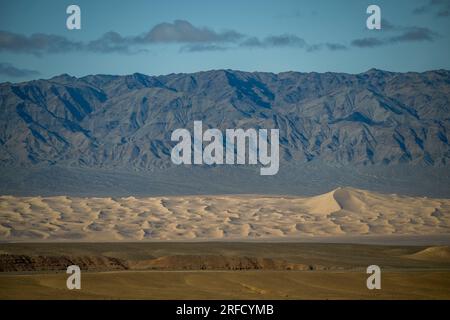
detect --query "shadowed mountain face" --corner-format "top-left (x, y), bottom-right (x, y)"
top-left (1, 69), bottom-right (449, 169)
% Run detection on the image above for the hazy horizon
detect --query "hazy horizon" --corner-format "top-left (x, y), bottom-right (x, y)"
top-left (2, 67), bottom-right (450, 84)
top-left (1, 0), bottom-right (450, 82)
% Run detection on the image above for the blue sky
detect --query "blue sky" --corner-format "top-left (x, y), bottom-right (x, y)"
top-left (0, 0), bottom-right (449, 82)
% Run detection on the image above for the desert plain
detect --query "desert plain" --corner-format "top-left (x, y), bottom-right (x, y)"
top-left (1, 187), bottom-right (450, 299)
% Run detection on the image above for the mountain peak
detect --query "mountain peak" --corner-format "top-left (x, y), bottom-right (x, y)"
top-left (50, 73), bottom-right (78, 82)
top-left (363, 68), bottom-right (389, 75)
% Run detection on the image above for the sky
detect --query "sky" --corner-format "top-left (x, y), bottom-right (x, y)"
top-left (0, 0), bottom-right (449, 82)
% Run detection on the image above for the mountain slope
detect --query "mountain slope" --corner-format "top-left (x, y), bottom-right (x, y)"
top-left (0, 69), bottom-right (449, 169)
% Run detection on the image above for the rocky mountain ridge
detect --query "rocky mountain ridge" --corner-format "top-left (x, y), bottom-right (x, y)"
top-left (0, 69), bottom-right (449, 169)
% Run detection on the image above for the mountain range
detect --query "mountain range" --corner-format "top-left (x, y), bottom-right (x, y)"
top-left (0, 69), bottom-right (449, 196)
top-left (1, 69), bottom-right (449, 168)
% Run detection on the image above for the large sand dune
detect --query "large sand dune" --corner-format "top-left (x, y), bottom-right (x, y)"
top-left (0, 187), bottom-right (449, 241)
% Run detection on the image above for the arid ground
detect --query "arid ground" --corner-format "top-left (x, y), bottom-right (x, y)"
top-left (1, 187), bottom-right (449, 299)
top-left (1, 242), bottom-right (450, 299)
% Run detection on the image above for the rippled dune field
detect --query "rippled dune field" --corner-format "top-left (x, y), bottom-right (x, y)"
top-left (0, 187), bottom-right (449, 241)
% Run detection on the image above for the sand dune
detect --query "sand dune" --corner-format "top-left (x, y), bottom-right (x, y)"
top-left (406, 246), bottom-right (450, 262)
top-left (0, 187), bottom-right (449, 241)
